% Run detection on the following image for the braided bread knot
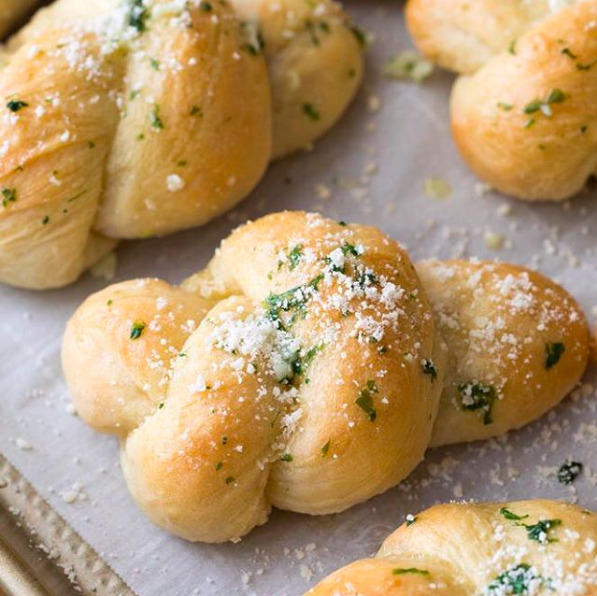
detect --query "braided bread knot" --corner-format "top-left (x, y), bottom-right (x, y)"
top-left (0, 0), bottom-right (363, 289)
top-left (0, 0), bottom-right (38, 38)
top-left (406, 0), bottom-right (597, 201)
top-left (307, 500), bottom-right (597, 596)
top-left (62, 212), bottom-right (589, 542)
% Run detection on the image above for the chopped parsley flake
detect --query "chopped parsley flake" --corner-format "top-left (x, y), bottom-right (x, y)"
top-left (281, 453), bottom-right (293, 462)
top-left (523, 89), bottom-right (566, 118)
top-left (350, 25), bottom-right (367, 47)
top-left (130, 321), bottom-right (146, 340)
top-left (524, 519), bottom-right (561, 543)
top-left (487, 564), bottom-right (539, 595)
top-left (501, 508), bottom-right (561, 543)
top-left (421, 359), bottom-right (437, 381)
top-left (392, 568), bottom-right (429, 576)
top-left (341, 242), bottom-right (361, 257)
top-left (287, 245), bottom-right (303, 270)
top-left (500, 507), bottom-right (529, 522)
top-left (225, 476), bottom-right (235, 484)
top-left (545, 342), bottom-right (565, 369)
top-left (150, 105), bottom-right (164, 130)
top-left (128, 0), bottom-right (149, 33)
top-left (6, 99), bottom-right (28, 112)
top-left (265, 275), bottom-right (323, 326)
top-left (459, 381), bottom-right (496, 425)
top-left (303, 103), bottom-right (321, 121)
top-left (561, 48), bottom-right (577, 59)
top-left (577, 60), bottom-right (596, 71)
top-left (356, 380), bottom-right (379, 422)
top-left (321, 440), bottom-right (331, 457)
top-left (215, 462), bottom-right (223, 471)
top-left (1, 188), bottom-right (17, 207)
top-left (557, 461), bottom-right (583, 485)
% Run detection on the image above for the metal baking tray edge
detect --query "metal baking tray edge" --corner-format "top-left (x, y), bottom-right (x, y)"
top-left (0, 453), bottom-right (135, 596)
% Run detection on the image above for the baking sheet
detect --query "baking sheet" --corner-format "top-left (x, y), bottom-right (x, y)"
top-left (1, 2), bottom-right (597, 594)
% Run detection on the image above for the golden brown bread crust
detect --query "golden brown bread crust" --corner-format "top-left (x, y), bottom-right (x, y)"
top-left (62, 212), bottom-right (590, 543)
top-left (232, 0), bottom-right (365, 159)
top-left (451, 1), bottom-right (597, 201)
top-left (405, 0), bottom-right (572, 75)
top-left (307, 500), bottom-right (597, 596)
top-left (63, 212), bottom-right (446, 542)
top-left (407, 0), bottom-right (597, 201)
top-left (0, 0), bottom-right (363, 289)
top-left (418, 260), bottom-right (590, 446)
top-left (0, 0), bottom-right (272, 288)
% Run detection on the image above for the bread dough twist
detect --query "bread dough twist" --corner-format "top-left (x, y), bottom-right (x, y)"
top-left (0, 0), bottom-right (39, 38)
top-left (307, 500), bottom-right (597, 596)
top-left (407, 0), bottom-right (597, 201)
top-left (0, 0), bottom-right (363, 289)
top-left (62, 212), bottom-right (589, 542)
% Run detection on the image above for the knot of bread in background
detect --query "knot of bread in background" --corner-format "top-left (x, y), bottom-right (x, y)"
top-left (62, 212), bottom-right (590, 543)
top-left (406, 0), bottom-right (597, 201)
top-left (0, 0), bottom-right (364, 289)
top-left (0, 0), bottom-right (39, 38)
top-left (307, 499), bottom-right (597, 596)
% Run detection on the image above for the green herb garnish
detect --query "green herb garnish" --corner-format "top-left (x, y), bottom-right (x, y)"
top-left (421, 359), bottom-right (437, 382)
top-left (487, 564), bottom-right (538, 595)
top-left (356, 380), bottom-right (379, 422)
top-left (501, 508), bottom-right (561, 543)
top-left (392, 568), bottom-right (429, 576)
top-left (558, 461), bottom-right (583, 485)
top-left (128, 0), bottom-right (149, 32)
top-left (303, 103), bottom-right (321, 121)
top-left (561, 48), bottom-right (577, 59)
top-left (1, 188), bottom-right (17, 207)
top-left (265, 274), bottom-right (324, 325)
top-left (500, 507), bottom-right (529, 522)
top-left (523, 89), bottom-right (566, 117)
top-left (545, 342), bottom-right (565, 369)
top-left (130, 321), bottom-right (146, 340)
top-left (6, 99), bottom-right (28, 112)
top-left (150, 105), bottom-right (164, 129)
top-left (287, 245), bottom-right (303, 270)
top-left (459, 381), bottom-right (496, 424)
top-left (524, 519), bottom-right (561, 543)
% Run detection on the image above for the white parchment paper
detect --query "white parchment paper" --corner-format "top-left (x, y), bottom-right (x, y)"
top-left (1, 2), bottom-right (597, 594)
